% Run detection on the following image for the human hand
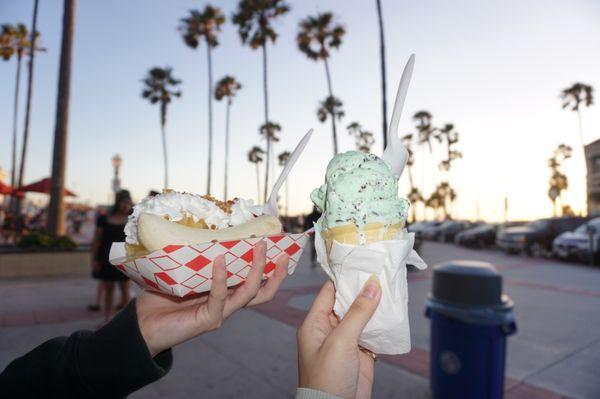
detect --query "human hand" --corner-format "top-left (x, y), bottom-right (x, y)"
top-left (136, 240), bottom-right (289, 357)
top-left (297, 276), bottom-right (381, 399)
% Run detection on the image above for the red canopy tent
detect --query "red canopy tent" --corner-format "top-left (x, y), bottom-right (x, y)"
top-left (17, 178), bottom-right (77, 197)
top-left (0, 181), bottom-right (13, 195)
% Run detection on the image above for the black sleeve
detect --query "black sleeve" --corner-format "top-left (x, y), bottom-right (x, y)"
top-left (0, 300), bottom-right (172, 398)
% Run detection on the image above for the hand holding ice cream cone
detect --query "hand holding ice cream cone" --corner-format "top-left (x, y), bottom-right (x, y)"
top-left (298, 278), bottom-right (382, 399)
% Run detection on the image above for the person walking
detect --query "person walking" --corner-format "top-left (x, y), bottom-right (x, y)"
top-left (304, 205), bottom-right (322, 267)
top-left (90, 190), bottom-right (133, 322)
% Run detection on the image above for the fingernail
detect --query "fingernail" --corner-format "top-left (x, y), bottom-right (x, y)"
top-left (361, 274), bottom-right (380, 299)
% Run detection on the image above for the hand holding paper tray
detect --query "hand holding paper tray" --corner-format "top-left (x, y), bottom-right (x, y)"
top-left (109, 130), bottom-right (314, 297)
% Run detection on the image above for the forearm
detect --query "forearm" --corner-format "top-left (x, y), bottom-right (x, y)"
top-left (91, 239), bottom-right (101, 260)
top-left (0, 300), bottom-right (172, 398)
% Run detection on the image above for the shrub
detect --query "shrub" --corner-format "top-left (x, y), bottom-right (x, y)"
top-left (18, 232), bottom-right (78, 251)
top-left (54, 235), bottom-right (78, 250)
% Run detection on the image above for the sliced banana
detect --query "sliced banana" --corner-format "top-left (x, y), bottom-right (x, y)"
top-left (137, 213), bottom-right (283, 252)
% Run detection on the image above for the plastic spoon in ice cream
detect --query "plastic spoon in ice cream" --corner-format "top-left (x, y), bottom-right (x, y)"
top-left (262, 129), bottom-right (314, 216)
top-left (382, 54), bottom-right (415, 178)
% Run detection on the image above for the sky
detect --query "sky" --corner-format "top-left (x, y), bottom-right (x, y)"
top-left (1, 0), bottom-right (600, 222)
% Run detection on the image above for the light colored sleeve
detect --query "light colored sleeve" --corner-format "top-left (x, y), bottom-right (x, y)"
top-left (295, 387), bottom-right (343, 399)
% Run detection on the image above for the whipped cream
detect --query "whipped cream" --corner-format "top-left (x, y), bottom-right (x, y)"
top-left (124, 191), bottom-right (260, 245)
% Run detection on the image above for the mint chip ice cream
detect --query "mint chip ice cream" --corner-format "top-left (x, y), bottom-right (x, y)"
top-left (311, 151), bottom-right (409, 230)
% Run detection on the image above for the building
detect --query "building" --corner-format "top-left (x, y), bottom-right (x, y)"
top-left (585, 138), bottom-right (600, 215)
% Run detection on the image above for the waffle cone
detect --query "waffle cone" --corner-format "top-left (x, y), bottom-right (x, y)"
top-left (322, 222), bottom-right (403, 252)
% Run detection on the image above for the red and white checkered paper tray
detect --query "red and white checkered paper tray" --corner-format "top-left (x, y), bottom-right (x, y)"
top-left (109, 231), bottom-right (311, 297)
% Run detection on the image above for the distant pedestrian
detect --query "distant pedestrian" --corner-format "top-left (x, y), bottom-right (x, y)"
top-left (304, 206), bottom-right (321, 267)
top-left (90, 190), bottom-right (133, 322)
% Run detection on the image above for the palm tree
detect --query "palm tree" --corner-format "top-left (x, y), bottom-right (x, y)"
top-left (278, 150), bottom-right (291, 215)
top-left (317, 95), bottom-right (344, 136)
top-left (215, 75), bottom-right (242, 200)
top-left (347, 122), bottom-right (375, 153)
top-left (179, 6), bottom-right (225, 195)
top-left (47, 0), bottom-right (76, 238)
top-left (259, 121), bottom-right (281, 181)
top-left (548, 144), bottom-right (572, 216)
top-left (413, 110), bottom-right (436, 153)
top-left (413, 110), bottom-right (438, 195)
top-left (1, 24), bottom-right (31, 197)
top-left (430, 182), bottom-right (455, 219)
top-left (248, 146), bottom-right (265, 203)
top-left (561, 83), bottom-right (593, 214)
top-left (233, 0), bottom-right (290, 202)
top-left (437, 123), bottom-right (461, 171)
top-left (141, 67), bottom-right (182, 190)
top-left (560, 83), bottom-right (594, 146)
top-left (375, 0), bottom-right (388, 149)
top-left (17, 0), bottom-right (43, 215)
top-left (407, 187), bottom-right (424, 222)
top-left (425, 190), bottom-right (443, 220)
top-left (402, 133), bottom-right (423, 221)
top-left (297, 12), bottom-right (345, 155)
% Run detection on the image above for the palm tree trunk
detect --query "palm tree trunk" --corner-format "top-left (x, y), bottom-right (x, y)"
top-left (11, 57), bottom-right (23, 194)
top-left (407, 166), bottom-right (417, 222)
top-left (577, 109), bottom-right (585, 148)
top-left (375, 0), bottom-right (388, 150)
top-left (16, 0), bottom-right (40, 215)
top-left (206, 45), bottom-right (213, 195)
top-left (323, 58), bottom-right (338, 155)
top-left (577, 109), bottom-right (588, 215)
top-left (224, 100), bottom-right (230, 200)
top-left (407, 165), bottom-right (414, 190)
top-left (255, 163), bottom-right (261, 204)
top-left (262, 44), bottom-right (270, 203)
top-left (47, 0), bottom-right (76, 238)
top-left (421, 145), bottom-right (426, 220)
top-left (427, 139), bottom-right (438, 185)
top-left (160, 102), bottom-right (169, 189)
top-left (285, 178), bottom-right (289, 217)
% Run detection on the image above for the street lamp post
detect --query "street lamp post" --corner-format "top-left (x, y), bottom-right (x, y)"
top-left (111, 154), bottom-right (122, 195)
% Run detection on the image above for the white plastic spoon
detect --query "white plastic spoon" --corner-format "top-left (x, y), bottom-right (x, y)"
top-left (262, 129), bottom-right (314, 216)
top-left (381, 54), bottom-right (415, 178)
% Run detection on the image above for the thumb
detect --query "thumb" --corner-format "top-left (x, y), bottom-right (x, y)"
top-left (332, 274), bottom-right (382, 343)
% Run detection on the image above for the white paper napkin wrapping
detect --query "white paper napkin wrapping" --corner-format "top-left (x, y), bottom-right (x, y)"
top-left (314, 225), bottom-right (427, 355)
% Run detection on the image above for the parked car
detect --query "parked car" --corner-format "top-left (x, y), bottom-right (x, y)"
top-left (413, 231), bottom-right (423, 252)
top-left (408, 221), bottom-right (440, 235)
top-left (553, 217), bottom-right (600, 262)
top-left (421, 220), bottom-right (476, 242)
top-left (497, 217), bottom-right (587, 256)
top-left (408, 221), bottom-right (436, 250)
top-left (455, 223), bottom-right (498, 248)
top-left (438, 221), bottom-right (479, 242)
top-left (420, 221), bottom-right (451, 241)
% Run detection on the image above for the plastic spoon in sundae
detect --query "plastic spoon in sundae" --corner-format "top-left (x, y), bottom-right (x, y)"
top-left (381, 54), bottom-right (415, 178)
top-left (262, 129), bottom-right (314, 217)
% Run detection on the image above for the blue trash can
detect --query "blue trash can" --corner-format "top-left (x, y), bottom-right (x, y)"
top-left (425, 261), bottom-right (517, 399)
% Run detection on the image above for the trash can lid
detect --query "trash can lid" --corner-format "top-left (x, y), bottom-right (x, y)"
top-left (432, 261), bottom-right (503, 306)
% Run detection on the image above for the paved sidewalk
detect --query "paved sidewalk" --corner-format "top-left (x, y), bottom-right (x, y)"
top-left (1, 242), bottom-right (599, 398)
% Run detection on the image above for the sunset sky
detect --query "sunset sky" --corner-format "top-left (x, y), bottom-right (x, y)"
top-left (1, 0), bottom-right (600, 221)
